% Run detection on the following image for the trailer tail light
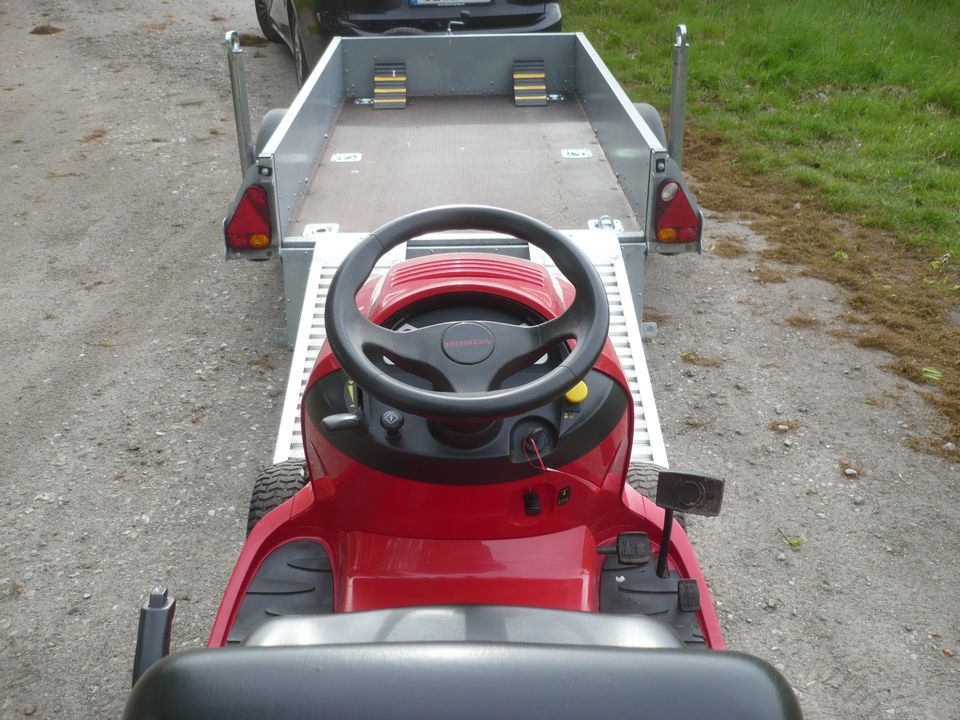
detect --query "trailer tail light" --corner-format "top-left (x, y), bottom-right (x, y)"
top-left (226, 186), bottom-right (271, 251)
top-left (655, 180), bottom-right (700, 243)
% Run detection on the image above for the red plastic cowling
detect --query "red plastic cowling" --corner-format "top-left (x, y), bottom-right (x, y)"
top-left (366, 254), bottom-right (561, 325)
top-left (225, 185), bottom-right (271, 251)
top-left (655, 180), bottom-right (701, 244)
top-left (204, 250), bottom-right (726, 652)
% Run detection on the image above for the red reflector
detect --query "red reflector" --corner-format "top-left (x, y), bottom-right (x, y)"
top-left (226, 185), bottom-right (271, 251)
top-left (655, 180), bottom-right (700, 244)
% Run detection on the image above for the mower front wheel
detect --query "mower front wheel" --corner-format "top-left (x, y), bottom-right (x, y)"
top-left (247, 461), bottom-right (307, 535)
top-left (627, 462), bottom-right (686, 529)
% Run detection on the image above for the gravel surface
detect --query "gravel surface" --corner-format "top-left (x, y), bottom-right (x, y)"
top-left (644, 217), bottom-right (959, 719)
top-left (1, 1), bottom-right (958, 718)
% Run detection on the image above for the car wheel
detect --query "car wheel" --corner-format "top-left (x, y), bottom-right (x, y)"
top-left (288, 5), bottom-right (310, 87)
top-left (634, 103), bottom-right (667, 147)
top-left (247, 460), bottom-right (308, 535)
top-left (382, 26), bottom-right (427, 36)
top-left (254, 0), bottom-right (284, 43)
top-left (255, 108), bottom-right (288, 156)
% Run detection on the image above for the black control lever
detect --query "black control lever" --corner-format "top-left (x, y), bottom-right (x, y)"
top-left (653, 470), bottom-right (724, 578)
top-left (322, 413), bottom-right (363, 432)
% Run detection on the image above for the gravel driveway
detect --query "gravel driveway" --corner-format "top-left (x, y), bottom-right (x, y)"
top-left (1, 1), bottom-right (957, 718)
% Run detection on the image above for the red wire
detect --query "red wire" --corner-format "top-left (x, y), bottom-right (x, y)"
top-left (523, 434), bottom-right (547, 471)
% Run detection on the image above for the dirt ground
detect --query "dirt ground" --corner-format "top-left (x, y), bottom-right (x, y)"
top-left (0, 1), bottom-right (957, 718)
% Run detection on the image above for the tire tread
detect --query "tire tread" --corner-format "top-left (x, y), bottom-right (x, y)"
top-left (626, 462), bottom-right (686, 528)
top-left (246, 460), bottom-right (308, 535)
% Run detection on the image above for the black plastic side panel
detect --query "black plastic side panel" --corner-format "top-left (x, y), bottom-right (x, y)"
top-left (599, 552), bottom-right (706, 648)
top-left (226, 540), bottom-right (334, 644)
top-left (131, 587), bottom-right (176, 685)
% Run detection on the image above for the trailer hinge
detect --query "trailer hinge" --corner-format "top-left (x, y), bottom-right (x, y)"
top-left (589, 216), bottom-right (623, 233)
top-left (617, 231), bottom-right (647, 250)
top-left (304, 223), bottom-right (340, 237)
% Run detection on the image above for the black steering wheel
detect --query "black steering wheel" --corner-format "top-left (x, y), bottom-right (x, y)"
top-left (324, 206), bottom-right (610, 420)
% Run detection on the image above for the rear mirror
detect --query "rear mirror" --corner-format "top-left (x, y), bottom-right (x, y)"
top-left (656, 470), bottom-right (724, 517)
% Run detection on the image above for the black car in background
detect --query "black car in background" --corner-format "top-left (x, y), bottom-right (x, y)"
top-left (255, 0), bottom-right (562, 85)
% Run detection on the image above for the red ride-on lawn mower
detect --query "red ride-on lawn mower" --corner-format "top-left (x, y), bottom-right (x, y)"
top-left (125, 207), bottom-right (802, 719)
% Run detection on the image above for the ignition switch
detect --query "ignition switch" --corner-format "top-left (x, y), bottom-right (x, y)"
top-left (380, 410), bottom-right (404, 440)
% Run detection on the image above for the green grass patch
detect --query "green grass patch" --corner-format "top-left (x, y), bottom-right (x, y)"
top-left (564, 0), bottom-right (960, 254)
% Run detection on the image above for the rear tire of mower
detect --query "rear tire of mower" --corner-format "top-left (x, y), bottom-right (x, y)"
top-left (626, 462), bottom-right (686, 529)
top-left (246, 460), bottom-right (308, 535)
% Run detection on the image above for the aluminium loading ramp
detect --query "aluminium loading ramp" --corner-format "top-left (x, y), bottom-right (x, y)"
top-left (273, 229), bottom-right (668, 469)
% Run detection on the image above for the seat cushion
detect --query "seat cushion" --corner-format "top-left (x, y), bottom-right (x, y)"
top-left (125, 643), bottom-right (803, 720)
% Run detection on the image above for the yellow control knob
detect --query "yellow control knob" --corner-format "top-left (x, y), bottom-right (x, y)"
top-left (564, 381), bottom-right (589, 404)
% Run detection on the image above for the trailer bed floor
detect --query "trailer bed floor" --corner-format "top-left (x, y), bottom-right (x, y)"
top-left (291, 96), bottom-right (640, 234)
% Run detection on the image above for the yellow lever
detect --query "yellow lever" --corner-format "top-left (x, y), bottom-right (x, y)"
top-left (564, 381), bottom-right (589, 404)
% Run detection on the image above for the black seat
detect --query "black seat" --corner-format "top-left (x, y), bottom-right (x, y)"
top-left (242, 605), bottom-right (685, 649)
top-left (124, 642), bottom-right (803, 720)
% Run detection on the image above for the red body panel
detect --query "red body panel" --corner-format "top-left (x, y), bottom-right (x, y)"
top-left (209, 253), bottom-right (724, 649)
top-left (340, 527), bottom-right (597, 612)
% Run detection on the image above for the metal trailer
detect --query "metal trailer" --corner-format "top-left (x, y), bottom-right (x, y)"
top-left (223, 27), bottom-right (702, 473)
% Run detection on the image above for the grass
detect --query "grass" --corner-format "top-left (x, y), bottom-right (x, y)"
top-left (565, 0), bottom-right (960, 452)
top-left (565, 0), bottom-right (960, 254)
top-left (29, 25), bottom-right (63, 35)
top-left (785, 315), bottom-right (820, 328)
top-left (680, 350), bottom-right (722, 366)
top-left (710, 237), bottom-right (747, 258)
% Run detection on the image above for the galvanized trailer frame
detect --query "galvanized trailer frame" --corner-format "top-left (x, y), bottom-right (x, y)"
top-left (224, 29), bottom-right (699, 469)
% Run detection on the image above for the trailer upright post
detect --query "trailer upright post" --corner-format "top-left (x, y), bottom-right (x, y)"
top-left (225, 31), bottom-right (255, 175)
top-left (668, 24), bottom-right (689, 169)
